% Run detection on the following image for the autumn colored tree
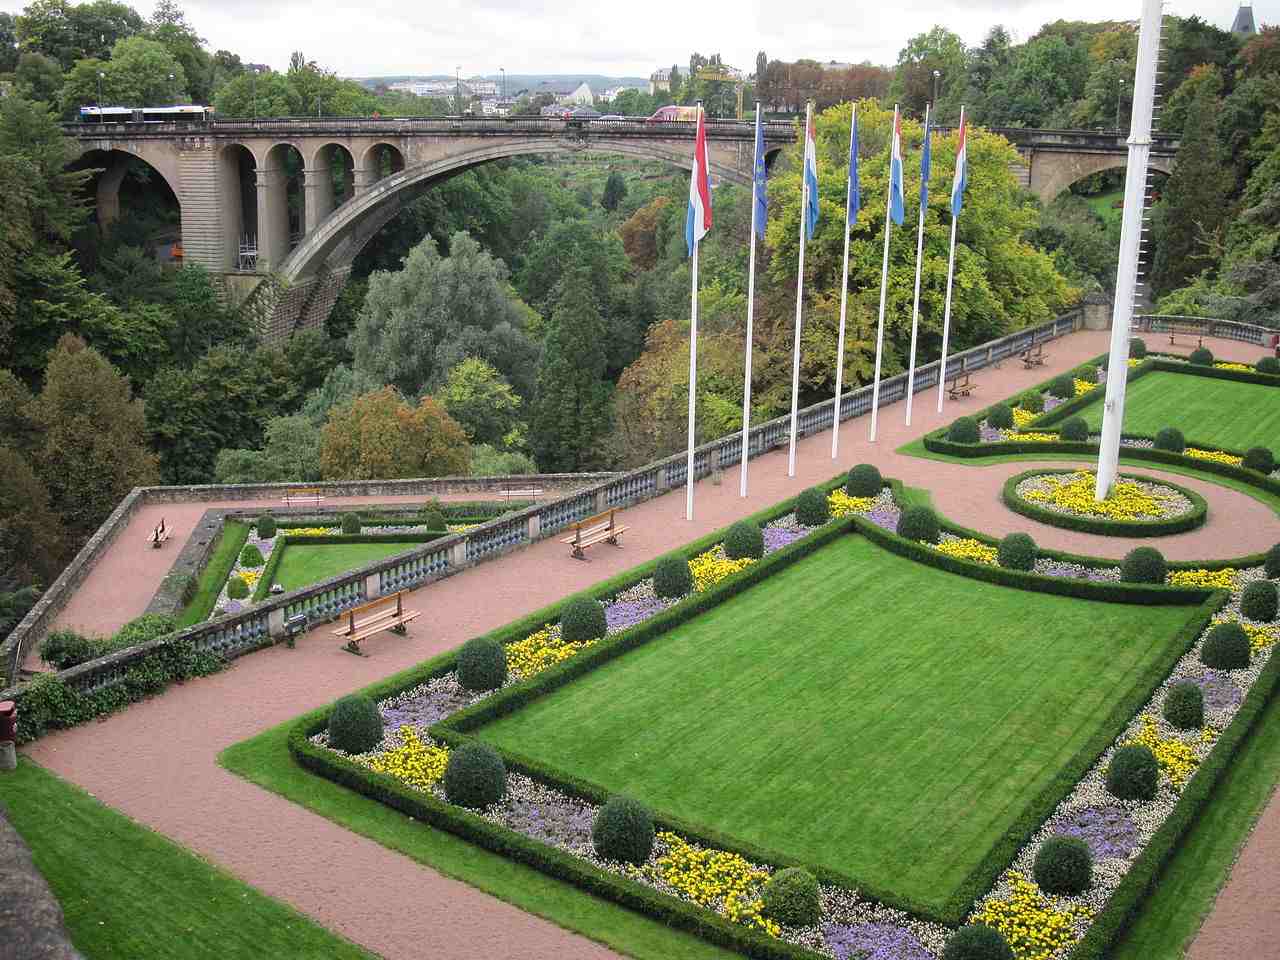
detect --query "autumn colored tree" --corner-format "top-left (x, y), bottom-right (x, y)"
top-left (619, 197), bottom-right (669, 270)
top-left (319, 387), bottom-right (470, 480)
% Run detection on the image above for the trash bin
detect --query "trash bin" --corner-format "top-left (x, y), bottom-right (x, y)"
top-left (0, 700), bottom-right (15, 772)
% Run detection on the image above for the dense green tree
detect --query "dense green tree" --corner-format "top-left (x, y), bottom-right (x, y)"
top-left (15, 0), bottom-right (142, 70)
top-left (601, 171), bottom-right (628, 212)
top-left (434, 357), bottom-right (525, 448)
top-left (1162, 16), bottom-right (1240, 98)
top-left (1160, 63), bottom-right (1223, 136)
top-left (15, 50), bottom-right (64, 103)
top-left (983, 36), bottom-right (1090, 127)
top-left (318, 387), bottom-right (470, 480)
top-left (0, 14), bottom-right (17, 73)
top-left (529, 270), bottom-right (612, 471)
top-left (351, 231), bottom-right (538, 399)
top-left (213, 414), bottom-right (322, 483)
top-left (469, 444), bottom-right (537, 476)
top-left (146, 0), bottom-right (209, 103)
top-left (28, 334), bottom-right (158, 542)
top-left (0, 371), bottom-right (40, 452)
top-left (299, 364), bottom-right (381, 425)
top-left (889, 26), bottom-right (968, 120)
top-left (0, 443), bottom-right (69, 585)
top-left (1151, 83), bottom-right (1230, 297)
top-left (0, 94), bottom-right (89, 244)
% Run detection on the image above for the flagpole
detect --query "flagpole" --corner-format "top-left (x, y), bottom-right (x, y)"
top-left (904, 101), bottom-right (930, 427)
top-left (686, 238), bottom-right (699, 519)
top-left (787, 99), bottom-right (812, 478)
top-left (937, 105), bottom-right (965, 414)
top-left (740, 101), bottom-right (761, 498)
top-left (831, 104), bottom-right (855, 459)
top-left (869, 105), bottom-right (899, 443)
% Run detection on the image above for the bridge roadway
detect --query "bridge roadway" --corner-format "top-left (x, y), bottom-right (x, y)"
top-left (64, 116), bottom-right (1177, 340)
top-left (23, 328), bottom-right (1272, 960)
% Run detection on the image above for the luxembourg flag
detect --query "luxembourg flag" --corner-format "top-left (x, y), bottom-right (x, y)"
top-left (951, 113), bottom-right (969, 218)
top-left (803, 108), bottom-right (819, 239)
top-left (888, 109), bottom-right (905, 226)
top-left (685, 106), bottom-right (712, 256)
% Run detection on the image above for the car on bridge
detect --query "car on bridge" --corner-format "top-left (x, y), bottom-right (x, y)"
top-left (647, 105), bottom-right (699, 122)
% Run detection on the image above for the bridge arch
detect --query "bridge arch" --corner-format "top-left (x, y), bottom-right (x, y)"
top-left (1027, 153), bottom-right (1175, 204)
top-left (358, 141), bottom-right (406, 187)
top-left (71, 147), bottom-right (181, 244)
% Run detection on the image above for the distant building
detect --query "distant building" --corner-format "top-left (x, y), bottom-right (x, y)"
top-left (649, 68), bottom-right (672, 94)
top-left (388, 79), bottom-right (456, 96)
top-left (600, 85), bottom-right (643, 103)
top-left (466, 78), bottom-right (498, 96)
top-left (820, 60), bottom-right (854, 71)
top-left (1231, 3), bottom-right (1257, 36)
top-left (559, 82), bottom-right (595, 106)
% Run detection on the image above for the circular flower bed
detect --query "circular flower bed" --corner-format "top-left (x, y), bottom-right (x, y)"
top-left (1001, 469), bottom-right (1207, 537)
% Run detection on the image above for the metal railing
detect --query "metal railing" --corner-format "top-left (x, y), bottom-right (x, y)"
top-left (1, 311), bottom-right (1091, 699)
top-left (1136, 315), bottom-right (1278, 345)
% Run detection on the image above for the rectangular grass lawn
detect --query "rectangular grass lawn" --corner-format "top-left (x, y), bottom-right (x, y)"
top-left (476, 535), bottom-right (1197, 913)
top-left (1079, 370), bottom-right (1280, 450)
top-left (273, 542), bottom-right (421, 593)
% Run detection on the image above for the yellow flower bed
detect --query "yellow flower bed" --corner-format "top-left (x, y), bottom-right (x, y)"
top-left (1185, 448), bottom-right (1243, 467)
top-left (360, 726), bottom-right (450, 791)
top-left (635, 832), bottom-right (779, 936)
top-left (1214, 362), bottom-right (1253, 372)
top-left (1127, 358), bottom-right (1143, 367)
top-left (1021, 472), bottom-right (1169, 520)
top-left (1001, 430), bottom-right (1059, 443)
top-left (238, 568), bottom-right (261, 589)
top-left (1011, 407), bottom-right (1039, 428)
top-left (828, 489), bottom-right (875, 518)
top-left (506, 626), bottom-right (596, 680)
top-left (971, 873), bottom-right (1091, 960)
top-left (287, 526), bottom-right (334, 537)
top-left (1122, 715), bottom-right (1199, 787)
top-left (934, 538), bottom-right (998, 565)
top-left (1168, 568), bottom-right (1237, 590)
top-left (1225, 620), bottom-right (1280, 654)
top-left (448, 523), bottom-right (480, 533)
top-left (1073, 378), bottom-right (1098, 396)
top-left (689, 545), bottom-right (755, 592)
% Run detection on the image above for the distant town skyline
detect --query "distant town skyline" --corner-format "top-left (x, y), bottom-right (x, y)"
top-left (1, 0), bottom-right (1260, 79)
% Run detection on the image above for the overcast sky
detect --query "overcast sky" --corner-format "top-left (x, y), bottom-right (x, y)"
top-left (4, 0), bottom-right (1265, 78)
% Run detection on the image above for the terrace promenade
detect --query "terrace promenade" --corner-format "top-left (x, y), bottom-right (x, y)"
top-left (23, 328), bottom-right (1275, 960)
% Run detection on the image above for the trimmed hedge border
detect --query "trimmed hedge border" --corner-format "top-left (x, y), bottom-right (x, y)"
top-left (1000, 469), bottom-right (1209, 537)
top-left (291, 473), bottom-right (1222, 940)
top-left (251, 532), bottom-right (448, 601)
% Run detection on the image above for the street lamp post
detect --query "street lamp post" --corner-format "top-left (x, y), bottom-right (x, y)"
top-left (456, 66), bottom-right (462, 115)
top-left (1116, 76), bottom-right (1126, 131)
top-left (97, 71), bottom-right (105, 123)
top-left (500, 67), bottom-right (505, 101)
top-left (932, 69), bottom-right (941, 107)
top-left (168, 73), bottom-right (175, 103)
top-left (252, 67), bottom-right (258, 120)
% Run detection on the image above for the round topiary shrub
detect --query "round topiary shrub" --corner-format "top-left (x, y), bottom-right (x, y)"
top-left (239, 544), bottom-right (265, 568)
top-left (591, 796), bottom-right (655, 865)
top-left (1243, 447), bottom-right (1276, 474)
top-left (1200, 623), bottom-right (1250, 670)
top-left (1074, 364), bottom-right (1099, 384)
top-left (997, 532), bottom-right (1037, 572)
top-left (340, 512), bottom-right (362, 534)
top-left (1048, 374), bottom-right (1075, 399)
top-left (327, 694), bottom-right (384, 754)
top-left (761, 867), bottom-right (821, 927)
top-left (457, 637), bottom-right (508, 691)
top-left (942, 924), bottom-right (1014, 960)
top-left (1129, 337), bottom-right (1148, 359)
top-left (1241, 580), bottom-right (1278, 622)
top-left (795, 487), bottom-right (830, 527)
top-left (1019, 391), bottom-right (1045, 414)
top-left (1121, 546), bottom-right (1166, 584)
top-left (256, 514), bottom-right (276, 539)
top-left (1033, 835), bottom-right (1093, 895)
top-left (653, 555), bottom-right (693, 600)
top-left (897, 506), bottom-right (940, 544)
top-left (226, 574), bottom-right (250, 599)
top-left (442, 741), bottom-right (507, 809)
top-left (846, 463), bottom-right (882, 497)
top-left (1189, 346), bottom-right (1214, 366)
top-left (1106, 744), bottom-right (1159, 801)
top-left (561, 596), bottom-right (607, 642)
top-left (723, 520), bottom-right (764, 560)
top-left (986, 403), bottom-right (1014, 430)
top-left (1257, 356), bottom-right (1280, 375)
top-left (1268, 543), bottom-right (1280, 579)
top-left (1059, 417), bottom-right (1089, 442)
top-left (420, 507), bottom-right (448, 531)
top-left (1163, 681), bottom-right (1205, 730)
top-left (1153, 427), bottom-right (1185, 453)
top-left (947, 416), bottom-right (980, 444)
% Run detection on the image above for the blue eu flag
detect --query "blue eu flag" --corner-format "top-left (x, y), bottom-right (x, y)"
top-left (752, 110), bottom-right (767, 239)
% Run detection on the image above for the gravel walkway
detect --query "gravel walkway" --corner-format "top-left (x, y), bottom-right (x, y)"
top-left (22, 330), bottom-right (1279, 960)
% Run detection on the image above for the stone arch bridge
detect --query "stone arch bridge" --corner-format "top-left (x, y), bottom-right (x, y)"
top-left (64, 117), bottom-right (1177, 339)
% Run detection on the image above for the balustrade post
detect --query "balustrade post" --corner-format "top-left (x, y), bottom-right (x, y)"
top-left (267, 607), bottom-right (285, 639)
top-left (450, 540), bottom-right (467, 568)
top-left (364, 572), bottom-right (381, 601)
top-left (595, 488), bottom-right (608, 513)
top-left (527, 513), bottom-right (541, 540)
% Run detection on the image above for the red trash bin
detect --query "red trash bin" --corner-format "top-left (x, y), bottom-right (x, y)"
top-left (0, 701), bottom-right (15, 742)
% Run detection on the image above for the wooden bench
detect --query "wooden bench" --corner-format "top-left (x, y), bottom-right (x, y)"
top-left (560, 508), bottom-right (629, 561)
top-left (331, 591), bottom-right (421, 656)
top-left (1166, 320), bottom-right (1205, 348)
top-left (146, 518), bottom-right (170, 548)
top-left (1019, 343), bottom-right (1047, 368)
top-left (282, 487), bottom-right (326, 506)
top-left (946, 372), bottom-right (977, 401)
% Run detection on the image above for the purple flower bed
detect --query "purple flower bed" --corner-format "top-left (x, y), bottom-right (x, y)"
top-left (978, 423), bottom-right (1004, 443)
top-left (1055, 804), bottom-right (1139, 860)
top-left (605, 597), bottom-right (670, 633)
top-left (1190, 670), bottom-right (1244, 712)
top-left (1043, 395), bottom-right (1065, 412)
top-left (505, 795), bottom-right (596, 848)
top-left (382, 682), bottom-right (478, 728)
top-left (1035, 560), bottom-right (1119, 583)
top-left (824, 922), bottom-right (931, 960)
top-left (763, 526), bottom-right (807, 553)
top-left (866, 505), bottom-right (901, 532)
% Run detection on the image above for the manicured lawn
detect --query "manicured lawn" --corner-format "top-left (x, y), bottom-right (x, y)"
top-left (0, 759), bottom-right (372, 960)
top-left (177, 521), bottom-right (249, 628)
top-left (477, 535), bottom-right (1196, 911)
top-left (273, 542), bottom-right (421, 592)
top-left (1077, 371), bottom-right (1280, 451)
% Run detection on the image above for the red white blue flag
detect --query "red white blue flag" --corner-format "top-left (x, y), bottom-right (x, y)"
top-left (803, 108), bottom-right (819, 239)
top-left (951, 114), bottom-right (969, 218)
top-left (888, 108), bottom-right (905, 226)
top-left (686, 107), bottom-right (712, 256)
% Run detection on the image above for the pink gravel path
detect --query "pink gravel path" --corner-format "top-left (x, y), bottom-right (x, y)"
top-left (22, 329), bottom-right (1280, 960)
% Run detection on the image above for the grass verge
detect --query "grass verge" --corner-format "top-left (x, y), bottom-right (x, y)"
top-left (0, 758), bottom-right (373, 960)
top-left (176, 521), bottom-right (250, 628)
